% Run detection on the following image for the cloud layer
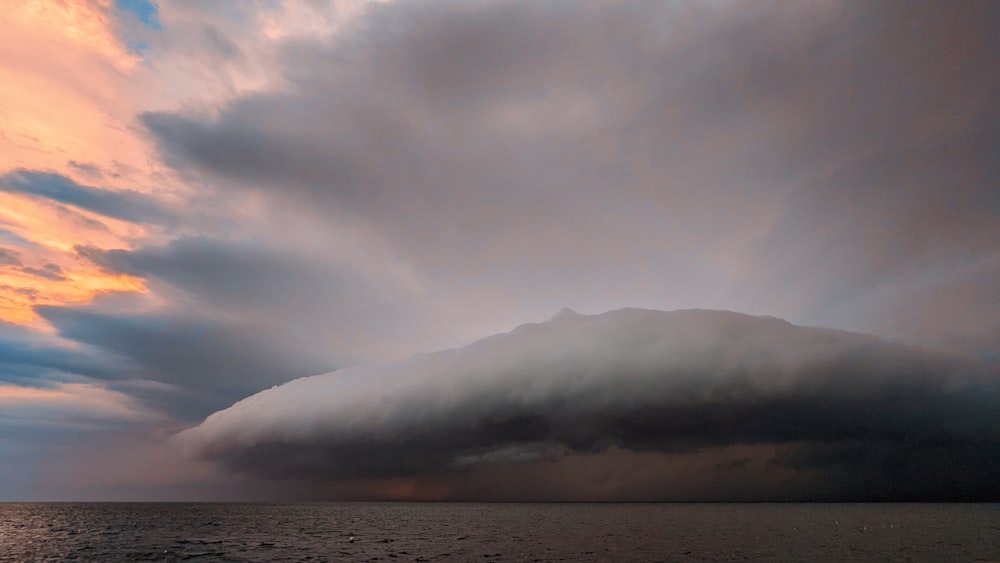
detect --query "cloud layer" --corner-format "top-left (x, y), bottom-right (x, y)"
top-left (178, 308), bottom-right (1000, 501)
top-left (139, 0), bottom-right (1000, 358)
top-left (3, 0), bottom-right (999, 500)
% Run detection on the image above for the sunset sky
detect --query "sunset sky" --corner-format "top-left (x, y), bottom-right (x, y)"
top-left (1, 0), bottom-right (998, 501)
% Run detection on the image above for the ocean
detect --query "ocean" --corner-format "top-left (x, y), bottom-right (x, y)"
top-left (1, 502), bottom-right (997, 562)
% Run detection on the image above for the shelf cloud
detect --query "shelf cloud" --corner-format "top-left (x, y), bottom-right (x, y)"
top-left (178, 308), bottom-right (1000, 501)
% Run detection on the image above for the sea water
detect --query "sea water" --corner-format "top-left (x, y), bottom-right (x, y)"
top-left (1, 502), bottom-right (997, 561)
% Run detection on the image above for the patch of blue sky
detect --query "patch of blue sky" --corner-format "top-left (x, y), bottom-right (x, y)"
top-left (115, 0), bottom-right (161, 30)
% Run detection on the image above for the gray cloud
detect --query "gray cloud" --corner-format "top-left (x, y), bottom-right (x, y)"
top-left (66, 160), bottom-right (104, 179)
top-left (61, 232), bottom-right (480, 421)
top-left (78, 237), bottom-right (383, 315)
top-left (178, 308), bottom-right (1000, 501)
top-left (144, 1), bottom-right (828, 261)
top-left (141, 0), bottom-right (1000, 359)
top-left (74, 232), bottom-right (444, 363)
top-left (37, 303), bottom-right (336, 419)
top-left (0, 169), bottom-right (174, 225)
top-left (19, 263), bottom-right (65, 282)
top-left (0, 320), bottom-right (123, 386)
top-left (0, 247), bottom-right (22, 266)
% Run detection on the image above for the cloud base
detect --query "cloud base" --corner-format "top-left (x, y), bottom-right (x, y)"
top-left (178, 308), bottom-right (1000, 501)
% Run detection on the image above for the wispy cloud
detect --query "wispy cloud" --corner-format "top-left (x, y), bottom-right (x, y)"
top-left (0, 169), bottom-right (174, 226)
top-left (0, 382), bottom-right (158, 423)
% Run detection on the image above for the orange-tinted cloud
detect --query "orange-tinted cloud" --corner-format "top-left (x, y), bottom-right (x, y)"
top-left (0, 0), bottom-right (143, 173)
top-left (0, 381), bottom-right (156, 421)
top-left (0, 1), bottom-right (157, 326)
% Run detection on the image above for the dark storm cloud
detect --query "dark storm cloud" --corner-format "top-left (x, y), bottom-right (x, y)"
top-left (0, 169), bottom-right (174, 225)
top-left (178, 308), bottom-right (1000, 501)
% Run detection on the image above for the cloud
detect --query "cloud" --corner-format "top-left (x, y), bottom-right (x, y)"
top-left (141, 1), bottom-right (837, 257)
top-left (177, 308), bottom-right (1000, 501)
top-left (0, 247), bottom-right (22, 266)
top-left (70, 234), bottom-right (435, 373)
top-left (66, 160), bottom-right (105, 179)
top-left (18, 263), bottom-right (65, 281)
top-left (0, 169), bottom-right (174, 226)
top-left (4, 0), bottom-right (1000, 501)
top-left (139, 0), bottom-right (1000, 358)
top-left (59, 234), bottom-right (475, 420)
top-left (0, 320), bottom-right (123, 385)
top-left (37, 304), bottom-right (334, 416)
top-left (0, 382), bottom-right (158, 424)
top-left (77, 237), bottom-right (396, 315)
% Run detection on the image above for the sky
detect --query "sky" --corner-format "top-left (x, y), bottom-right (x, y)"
top-left (0, 0), bottom-right (998, 501)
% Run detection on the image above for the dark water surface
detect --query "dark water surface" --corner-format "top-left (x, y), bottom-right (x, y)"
top-left (1, 502), bottom-right (997, 562)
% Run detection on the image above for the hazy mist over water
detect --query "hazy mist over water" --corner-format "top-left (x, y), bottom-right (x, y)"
top-left (1, 502), bottom-right (998, 562)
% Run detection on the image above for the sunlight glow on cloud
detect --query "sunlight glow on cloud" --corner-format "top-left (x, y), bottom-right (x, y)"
top-left (0, 267), bottom-right (145, 325)
top-left (7, 0), bottom-right (140, 71)
top-left (0, 382), bottom-right (157, 422)
top-left (0, 1), bottom-right (145, 170)
top-left (0, 1), bottom-right (162, 326)
top-left (260, 0), bottom-right (381, 41)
